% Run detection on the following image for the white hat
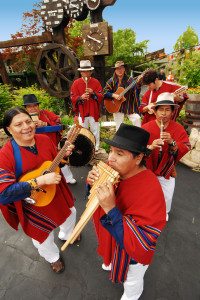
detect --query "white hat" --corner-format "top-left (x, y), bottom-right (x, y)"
top-left (154, 92), bottom-right (179, 108)
top-left (78, 60), bottom-right (94, 71)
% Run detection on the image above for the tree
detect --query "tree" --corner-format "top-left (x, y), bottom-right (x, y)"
top-left (105, 28), bottom-right (148, 67)
top-left (178, 51), bottom-right (200, 87)
top-left (174, 26), bottom-right (199, 51)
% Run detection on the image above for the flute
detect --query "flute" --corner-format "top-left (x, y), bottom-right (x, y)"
top-left (159, 119), bottom-right (164, 152)
top-left (85, 76), bottom-right (89, 99)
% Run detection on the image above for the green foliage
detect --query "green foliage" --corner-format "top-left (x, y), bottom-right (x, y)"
top-left (174, 26), bottom-right (198, 51)
top-left (188, 87), bottom-right (200, 94)
top-left (176, 108), bottom-right (186, 126)
top-left (0, 84), bottom-right (14, 126)
top-left (106, 28), bottom-right (148, 66)
top-left (177, 51), bottom-right (200, 87)
top-left (12, 85), bottom-right (66, 115)
top-left (61, 115), bottom-right (74, 126)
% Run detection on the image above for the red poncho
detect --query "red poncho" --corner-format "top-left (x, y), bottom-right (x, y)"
top-left (93, 169), bottom-right (166, 272)
top-left (70, 77), bottom-right (103, 122)
top-left (143, 120), bottom-right (190, 179)
top-left (0, 134), bottom-right (74, 243)
top-left (140, 81), bottom-right (186, 124)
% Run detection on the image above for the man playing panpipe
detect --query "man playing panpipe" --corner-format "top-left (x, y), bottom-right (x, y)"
top-left (87, 124), bottom-right (166, 300)
top-left (142, 92), bottom-right (190, 221)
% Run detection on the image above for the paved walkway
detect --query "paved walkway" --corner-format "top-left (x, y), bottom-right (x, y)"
top-left (0, 163), bottom-right (199, 300)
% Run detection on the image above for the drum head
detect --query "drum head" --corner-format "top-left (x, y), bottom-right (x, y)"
top-left (59, 131), bottom-right (95, 167)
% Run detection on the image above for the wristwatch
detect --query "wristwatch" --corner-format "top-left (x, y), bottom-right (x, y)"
top-left (169, 140), bottom-right (176, 147)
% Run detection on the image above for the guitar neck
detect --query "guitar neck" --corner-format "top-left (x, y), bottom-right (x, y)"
top-left (119, 80), bottom-right (136, 98)
top-left (48, 126), bottom-right (81, 172)
top-left (49, 142), bottom-right (71, 172)
top-left (174, 86), bottom-right (187, 95)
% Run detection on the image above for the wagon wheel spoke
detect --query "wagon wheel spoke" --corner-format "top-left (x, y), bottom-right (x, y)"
top-left (36, 44), bottom-right (79, 98)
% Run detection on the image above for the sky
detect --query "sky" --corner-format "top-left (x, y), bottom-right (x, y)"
top-left (0, 0), bottom-right (200, 55)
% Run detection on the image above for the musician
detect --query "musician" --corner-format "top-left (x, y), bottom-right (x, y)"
top-left (103, 61), bottom-right (141, 131)
top-left (142, 92), bottom-right (190, 221)
top-left (23, 94), bottom-right (76, 184)
top-left (70, 60), bottom-right (103, 152)
top-left (0, 107), bottom-right (77, 273)
top-left (139, 68), bottom-right (188, 125)
top-left (87, 124), bottom-right (166, 299)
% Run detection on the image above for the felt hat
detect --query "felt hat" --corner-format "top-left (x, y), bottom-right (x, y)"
top-left (78, 60), bottom-right (94, 71)
top-left (104, 123), bottom-right (150, 154)
top-left (153, 92), bottom-right (179, 108)
top-left (23, 94), bottom-right (39, 106)
top-left (112, 61), bottom-right (126, 68)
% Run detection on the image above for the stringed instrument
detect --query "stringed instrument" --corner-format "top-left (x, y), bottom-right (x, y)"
top-left (19, 125), bottom-right (81, 207)
top-left (147, 85), bottom-right (188, 114)
top-left (104, 72), bottom-right (144, 114)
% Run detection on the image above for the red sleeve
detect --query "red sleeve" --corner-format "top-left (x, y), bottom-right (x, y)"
top-left (93, 79), bottom-right (103, 104)
top-left (140, 90), bottom-right (150, 113)
top-left (40, 110), bottom-right (61, 126)
top-left (70, 80), bottom-right (82, 110)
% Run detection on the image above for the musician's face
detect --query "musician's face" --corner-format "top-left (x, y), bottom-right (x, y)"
top-left (7, 113), bottom-right (35, 146)
top-left (25, 104), bottom-right (40, 115)
top-left (155, 105), bottom-right (173, 124)
top-left (115, 66), bottom-right (125, 78)
top-left (81, 71), bottom-right (92, 79)
top-left (108, 146), bottom-right (143, 179)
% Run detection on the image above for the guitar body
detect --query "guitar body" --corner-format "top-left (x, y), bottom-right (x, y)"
top-left (104, 87), bottom-right (126, 113)
top-left (19, 161), bottom-right (60, 207)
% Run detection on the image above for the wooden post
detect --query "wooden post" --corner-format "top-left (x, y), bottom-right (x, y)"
top-left (0, 52), bottom-right (11, 85)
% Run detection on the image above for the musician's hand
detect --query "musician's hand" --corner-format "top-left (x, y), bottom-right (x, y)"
top-left (160, 132), bottom-right (173, 144)
top-left (174, 94), bottom-right (184, 103)
top-left (86, 88), bottom-right (93, 94)
top-left (35, 120), bottom-right (47, 127)
top-left (81, 93), bottom-right (89, 101)
top-left (148, 139), bottom-right (164, 150)
top-left (96, 181), bottom-right (116, 214)
top-left (143, 103), bottom-right (155, 114)
top-left (65, 144), bottom-right (75, 157)
top-left (112, 93), bottom-right (121, 100)
top-left (36, 172), bottom-right (62, 186)
top-left (87, 165), bottom-right (99, 186)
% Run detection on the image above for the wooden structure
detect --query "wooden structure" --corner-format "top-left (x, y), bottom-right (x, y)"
top-left (0, 0), bottom-right (117, 97)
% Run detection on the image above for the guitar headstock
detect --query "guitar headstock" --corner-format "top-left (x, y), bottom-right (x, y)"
top-left (66, 125), bottom-right (81, 144)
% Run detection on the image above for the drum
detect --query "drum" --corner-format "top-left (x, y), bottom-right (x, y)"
top-left (60, 127), bottom-right (95, 166)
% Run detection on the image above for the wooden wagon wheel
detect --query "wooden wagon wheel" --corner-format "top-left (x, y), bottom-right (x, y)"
top-left (35, 43), bottom-right (79, 98)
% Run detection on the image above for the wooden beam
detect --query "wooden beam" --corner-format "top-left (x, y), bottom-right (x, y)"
top-left (0, 32), bottom-right (53, 49)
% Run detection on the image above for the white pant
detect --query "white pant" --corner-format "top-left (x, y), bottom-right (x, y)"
top-left (79, 116), bottom-right (100, 151)
top-left (113, 112), bottom-right (141, 131)
top-left (157, 176), bottom-right (175, 213)
top-left (61, 165), bottom-right (74, 182)
top-left (32, 206), bottom-right (76, 263)
top-left (121, 263), bottom-right (149, 300)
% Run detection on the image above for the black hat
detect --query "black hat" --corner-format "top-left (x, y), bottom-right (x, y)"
top-left (23, 94), bottom-right (39, 106)
top-left (104, 123), bottom-right (150, 154)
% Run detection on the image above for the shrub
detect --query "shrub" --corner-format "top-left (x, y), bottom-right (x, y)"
top-left (0, 84), bottom-right (13, 126)
top-left (12, 85), bottom-right (66, 115)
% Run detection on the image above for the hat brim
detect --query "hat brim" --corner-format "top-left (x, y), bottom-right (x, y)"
top-left (112, 64), bottom-right (126, 69)
top-left (153, 100), bottom-right (179, 109)
top-left (78, 67), bottom-right (94, 71)
top-left (103, 138), bottom-right (148, 155)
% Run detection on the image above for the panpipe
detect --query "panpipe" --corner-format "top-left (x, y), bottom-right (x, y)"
top-left (61, 161), bottom-right (119, 251)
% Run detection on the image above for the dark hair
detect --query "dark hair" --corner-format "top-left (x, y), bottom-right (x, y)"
top-left (142, 69), bottom-right (159, 85)
top-left (130, 151), bottom-right (146, 167)
top-left (154, 105), bottom-right (175, 112)
top-left (3, 107), bottom-right (31, 136)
